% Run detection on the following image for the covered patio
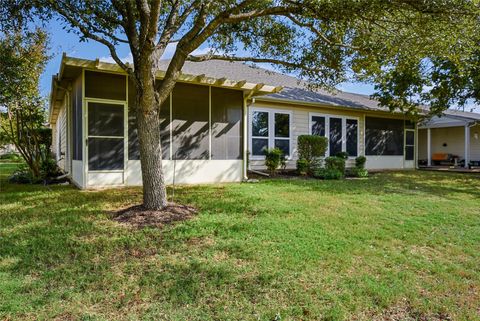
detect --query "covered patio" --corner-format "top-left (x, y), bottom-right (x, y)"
top-left (418, 110), bottom-right (480, 169)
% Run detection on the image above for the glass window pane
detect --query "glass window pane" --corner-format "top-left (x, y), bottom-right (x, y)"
top-left (346, 119), bottom-right (358, 157)
top-left (88, 103), bottom-right (124, 137)
top-left (274, 113), bottom-right (290, 138)
top-left (88, 137), bottom-right (124, 170)
top-left (211, 87), bottom-right (243, 160)
top-left (365, 117), bottom-right (404, 156)
top-left (329, 117), bottom-right (342, 156)
top-left (252, 111), bottom-right (268, 137)
top-left (405, 146), bottom-right (414, 160)
top-left (406, 130), bottom-right (415, 146)
top-left (252, 138), bottom-right (268, 156)
top-left (85, 70), bottom-right (126, 101)
top-left (312, 116), bottom-right (325, 136)
top-left (275, 139), bottom-right (290, 156)
top-left (172, 83), bottom-right (209, 160)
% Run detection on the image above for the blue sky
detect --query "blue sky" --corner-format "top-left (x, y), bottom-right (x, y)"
top-left (41, 20), bottom-right (478, 113)
top-left (41, 20), bottom-right (376, 96)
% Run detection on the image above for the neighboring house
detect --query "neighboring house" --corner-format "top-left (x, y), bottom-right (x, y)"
top-left (0, 144), bottom-right (17, 156)
top-left (50, 54), bottom-right (419, 188)
top-left (418, 110), bottom-right (480, 168)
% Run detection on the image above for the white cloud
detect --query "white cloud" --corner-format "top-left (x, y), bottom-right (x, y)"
top-left (99, 52), bottom-right (134, 64)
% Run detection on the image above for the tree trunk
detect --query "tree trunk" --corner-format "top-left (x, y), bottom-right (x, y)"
top-left (135, 66), bottom-right (168, 210)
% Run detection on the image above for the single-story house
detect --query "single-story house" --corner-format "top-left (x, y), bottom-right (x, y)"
top-left (50, 54), bottom-right (420, 188)
top-left (418, 110), bottom-right (480, 168)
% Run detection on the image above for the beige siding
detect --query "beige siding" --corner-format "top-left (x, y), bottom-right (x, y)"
top-left (248, 101), bottom-right (404, 170)
top-left (470, 124), bottom-right (480, 161)
top-left (54, 98), bottom-right (68, 172)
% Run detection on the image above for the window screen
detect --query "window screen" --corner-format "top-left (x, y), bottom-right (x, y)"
top-left (211, 87), bottom-right (243, 160)
top-left (346, 119), bottom-right (358, 157)
top-left (72, 77), bottom-right (82, 160)
top-left (88, 138), bottom-right (124, 170)
top-left (405, 130), bottom-right (415, 161)
top-left (274, 113), bottom-right (290, 156)
top-left (311, 116), bottom-right (326, 136)
top-left (172, 83), bottom-right (209, 160)
top-left (85, 70), bottom-right (126, 101)
top-left (88, 103), bottom-right (124, 137)
top-left (329, 117), bottom-right (342, 156)
top-left (127, 80), bottom-right (170, 160)
top-left (365, 117), bottom-right (404, 156)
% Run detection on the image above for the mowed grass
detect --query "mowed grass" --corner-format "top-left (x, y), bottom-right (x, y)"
top-left (0, 163), bottom-right (479, 320)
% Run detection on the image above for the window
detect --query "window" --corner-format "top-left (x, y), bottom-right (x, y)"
top-left (365, 117), bottom-right (404, 156)
top-left (346, 119), bottom-right (358, 157)
top-left (250, 109), bottom-right (291, 157)
top-left (310, 114), bottom-right (358, 157)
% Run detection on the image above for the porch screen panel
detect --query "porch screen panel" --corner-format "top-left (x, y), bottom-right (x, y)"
top-left (127, 80), bottom-right (170, 160)
top-left (72, 76), bottom-right (82, 160)
top-left (172, 83), bottom-right (209, 159)
top-left (365, 117), bottom-right (404, 155)
top-left (88, 103), bottom-right (123, 136)
top-left (85, 71), bottom-right (126, 101)
top-left (346, 119), bottom-right (358, 157)
top-left (211, 87), bottom-right (243, 160)
top-left (329, 117), bottom-right (342, 156)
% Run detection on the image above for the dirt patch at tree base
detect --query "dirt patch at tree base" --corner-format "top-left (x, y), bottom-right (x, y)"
top-left (111, 203), bottom-right (197, 229)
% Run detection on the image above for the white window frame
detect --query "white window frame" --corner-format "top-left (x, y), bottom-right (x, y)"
top-left (309, 112), bottom-right (360, 158)
top-left (249, 107), bottom-right (293, 160)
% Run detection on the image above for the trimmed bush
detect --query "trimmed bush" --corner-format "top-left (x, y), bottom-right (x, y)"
top-left (297, 135), bottom-right (328, 175)
top-left (355, 156), bottom-right (367, 169)
top-left (325, 156), bottom-right (346, 175)
top-left (296, 159), bottom-right (309, 176)
top-left (0, 152), bottom-right (22, 162)
top-left (335, 152), bottom-right (349, 160)
top-left (264, 148), bottom-right (285, 175)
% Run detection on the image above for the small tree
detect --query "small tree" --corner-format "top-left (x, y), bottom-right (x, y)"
top-left (297, 135), bottom-right (328, 175)
top-left (0, 28), bottom-right (51, 178)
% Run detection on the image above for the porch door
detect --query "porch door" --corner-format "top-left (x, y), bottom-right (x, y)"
top-left (404, 128), bottom-right (415, 168)
top-left (86, 101), bottom-right (126, 185)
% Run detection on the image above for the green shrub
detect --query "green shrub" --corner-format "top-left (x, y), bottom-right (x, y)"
top-left (0, 152), bottom-right (22, 162)
top-left (355, 156), bottom-right (367, 169)
top-left (264, 148), bottom-right (285, 175)
top-left (325, 156), bottom-right (346, 174)
top-left (347, 167), bottom-right (369, 178)
top-left (335, 152), bottom-right (349, 160)
top-left (297, 135), bottom-right (328, 175)
top-left (40, 156), bottom-right (62, 180)
top-left (9, 164), bottom-right (38, 184)
top-left (296, 159), bottom-right (309, 176)
top-left (313, 168), bottom-right (344, 180)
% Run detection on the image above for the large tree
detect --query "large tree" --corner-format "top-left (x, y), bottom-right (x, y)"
top-left (8, 0), bottom-right (478, 209)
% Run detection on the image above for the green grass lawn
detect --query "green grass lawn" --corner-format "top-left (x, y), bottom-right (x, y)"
top-left (1, 163), bottom-right (479, 320)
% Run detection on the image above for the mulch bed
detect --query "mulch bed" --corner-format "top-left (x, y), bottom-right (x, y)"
top-left (111, 203), bottom-right (197, 229)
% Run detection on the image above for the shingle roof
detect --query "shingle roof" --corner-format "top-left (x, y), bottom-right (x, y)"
top-left (159, 59), bottom-right (390, 112)
top-left (444, 109), bottom-right (480, 121)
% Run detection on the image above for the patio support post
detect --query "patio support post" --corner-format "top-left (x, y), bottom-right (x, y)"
top-left (427, 128), bottom-right (432, 166)
top-left (464, 125), bottom-right (470, 168)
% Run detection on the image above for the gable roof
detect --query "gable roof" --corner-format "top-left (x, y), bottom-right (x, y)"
top-left (159, 59), bottom-right (390, 112)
